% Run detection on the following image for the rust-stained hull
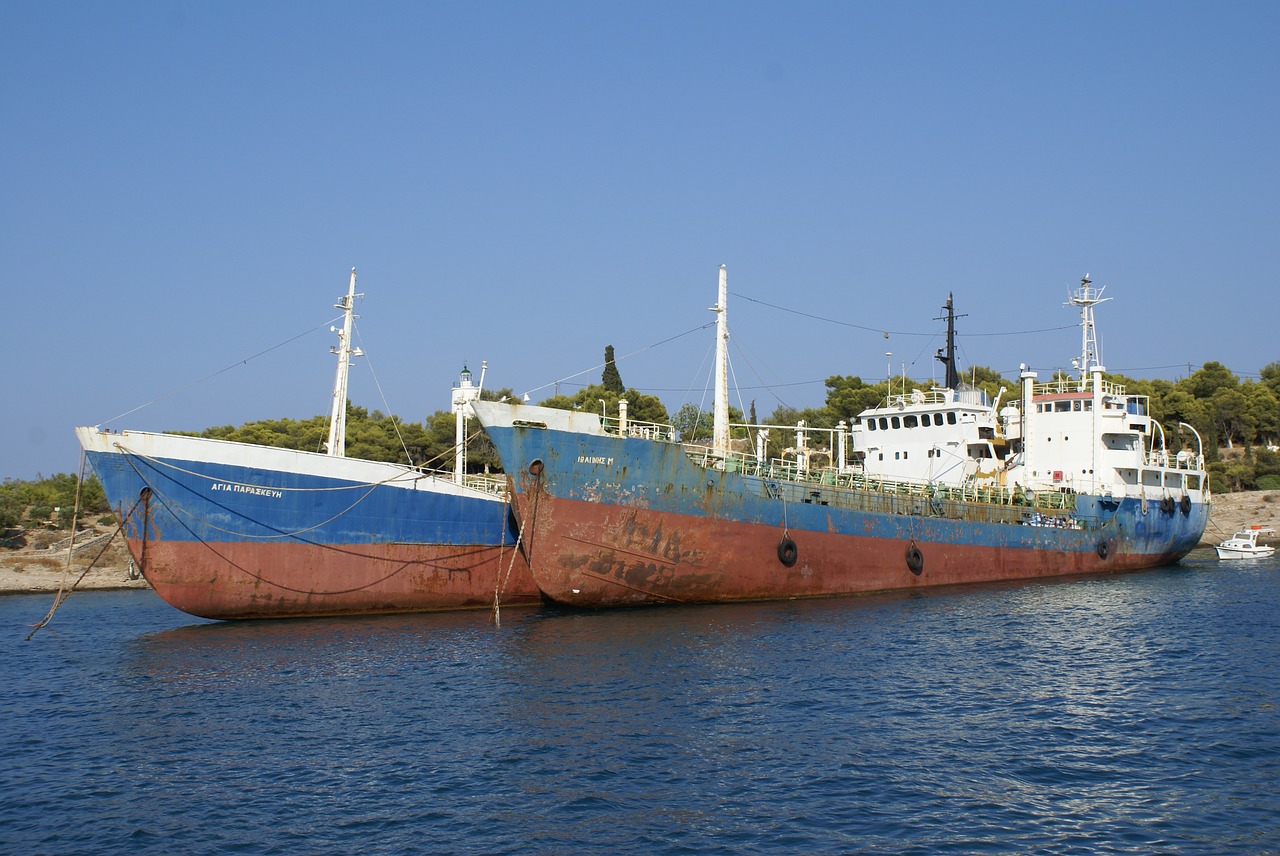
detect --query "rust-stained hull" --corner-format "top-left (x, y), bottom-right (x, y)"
top-left (472, 401), bottom-right (1209, 609)
top-left (508, 488), bottom-right (1194, 608)
top-left (77, 427), bottom-right (537, 620)
top-left (124, 538), bottom-right (534, 620)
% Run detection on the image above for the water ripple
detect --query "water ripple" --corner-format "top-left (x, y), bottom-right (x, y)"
top-left (2, 550), bottom-right (1277, 854)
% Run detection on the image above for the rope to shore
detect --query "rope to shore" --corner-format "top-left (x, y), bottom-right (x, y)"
top-left (97, 315), bottom-right (344, 428)
top-left (114, 443), bottom-right (422, 492)
top-left (120, 449), bottom-right (382, 541)
top-left (114, 438), bottom-right (503, 544)
top-left (26, 456), bottom-right (140, 641)
top-left (494, 479), bottom-right (535, 628)
top-left (110, 424), bottom-right (490, 494)
top-left (121, 454), bottom-right (513, 597)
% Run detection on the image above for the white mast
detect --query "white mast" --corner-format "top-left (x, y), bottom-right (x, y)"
top-left (325, 268), bottom-right (363, 457)
top-left (711, 264), bottom-right (730, 456)
top-left (1067, 273), bottom-right (1110, 377)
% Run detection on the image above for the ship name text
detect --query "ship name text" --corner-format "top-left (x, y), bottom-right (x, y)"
top-left (211, 482), bottom-right (284, 499)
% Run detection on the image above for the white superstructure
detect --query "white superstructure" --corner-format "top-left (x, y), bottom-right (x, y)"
top-left (844, 277), bottom-right (1208, 510)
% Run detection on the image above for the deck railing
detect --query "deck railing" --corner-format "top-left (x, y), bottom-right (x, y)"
top-left (460, 473), bottom-right (507, 496)
top-left (1033, 377), bottom-right (1127, 397)
top-left (683, 441), bottom-right (1080, 524)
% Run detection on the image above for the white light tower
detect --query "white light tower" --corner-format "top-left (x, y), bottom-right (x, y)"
top-left (451, 360), bottom-right (487, 484)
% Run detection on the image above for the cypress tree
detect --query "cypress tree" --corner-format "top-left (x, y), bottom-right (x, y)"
top-left (602, 345), bottom-right (624, 394)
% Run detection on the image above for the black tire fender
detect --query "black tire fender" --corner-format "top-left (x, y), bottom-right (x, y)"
top-left (906, 540), bottom-right (924, 574)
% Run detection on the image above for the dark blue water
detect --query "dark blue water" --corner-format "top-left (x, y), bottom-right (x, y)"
top-left (3, 548), bottom-right (1277, 855)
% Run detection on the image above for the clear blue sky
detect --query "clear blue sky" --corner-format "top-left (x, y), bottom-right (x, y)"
top-left (3, 1), bottom-right (1276, 480)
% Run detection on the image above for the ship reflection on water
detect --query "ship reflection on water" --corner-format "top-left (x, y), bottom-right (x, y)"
top-left (3, 550), bottom-right (1275, 853)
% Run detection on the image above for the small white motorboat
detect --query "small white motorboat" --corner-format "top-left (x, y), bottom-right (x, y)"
top-left (1214, 526), bottom-right (1276, 560)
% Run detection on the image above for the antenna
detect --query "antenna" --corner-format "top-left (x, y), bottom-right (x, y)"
top-left (933, 292), bottom-right (966, 389)
top-left (1066, 273), bottom-right (1110, 376)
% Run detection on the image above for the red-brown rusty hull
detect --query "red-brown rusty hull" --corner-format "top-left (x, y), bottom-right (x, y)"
top-left (125, 538), bottom-right (539, 620)
top-left (78, 428), bottom-right (540, 620)
top-left (471, 401), bottom-right (1209, 609)
top-left (512, 492), bottom-right (1192, 608)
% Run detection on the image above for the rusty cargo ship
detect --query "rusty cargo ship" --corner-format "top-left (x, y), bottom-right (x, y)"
top-left (77, 270), bottom-right (536, 619)
top-left (472, 269), bottom-right (1210, 608)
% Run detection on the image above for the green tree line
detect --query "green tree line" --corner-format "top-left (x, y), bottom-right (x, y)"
top-left (1, 472), bottom-right (110, 533)
top-left (5, 357), bottom-right (1278, 532)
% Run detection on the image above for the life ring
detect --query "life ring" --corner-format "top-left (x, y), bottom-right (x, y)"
top-left (1160, 496), bottom-right (1175, 514)
top-left (906, 540), bottom-right (924, 574)
top-left (1097, 540), bottom-right (1110, 560)
top-left (1180, 495), bottom-right (1191, 515)
top-left (777, 537), bottom-right (798, 567)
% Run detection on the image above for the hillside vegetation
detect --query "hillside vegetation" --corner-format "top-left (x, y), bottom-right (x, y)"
top-left (5, 358), bottom-right (1278, 534)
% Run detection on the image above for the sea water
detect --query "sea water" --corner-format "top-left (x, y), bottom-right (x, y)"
top-left (2, 548), bottom-right (1277, 855)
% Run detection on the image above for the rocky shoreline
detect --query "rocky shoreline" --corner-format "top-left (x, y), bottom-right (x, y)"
top-left (1, 524), bottom-right (149, 595)
top-left (2, 491), bottom-right (1276, 596)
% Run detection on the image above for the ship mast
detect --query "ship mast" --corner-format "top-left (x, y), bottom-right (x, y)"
top-left (934, 292), bottom-right (964, 390)
top-left (1068, 273), bottom-right (1110, 377)
top-left (325, 268), bottom-right (363, 457)
top-left (711, 264), bottom-right (730, 456)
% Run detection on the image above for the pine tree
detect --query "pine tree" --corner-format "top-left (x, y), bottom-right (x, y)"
top-left (602, 345), bottom-right (624, 394)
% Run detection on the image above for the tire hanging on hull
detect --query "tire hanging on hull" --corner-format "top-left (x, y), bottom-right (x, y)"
top-left (906, 539), bottom-right (924, 574)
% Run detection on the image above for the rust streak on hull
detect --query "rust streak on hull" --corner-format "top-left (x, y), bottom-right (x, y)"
top-left (127, 538), bottom-right (539, 620)
top-left (514, 494), bottom-right (1189, 609)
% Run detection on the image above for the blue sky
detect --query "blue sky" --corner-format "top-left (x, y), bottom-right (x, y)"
top-left (3, 1), bottom-right (1276, 480)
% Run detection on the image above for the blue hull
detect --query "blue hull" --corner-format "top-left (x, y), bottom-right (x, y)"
top-left (78, 429), bottom-right (538, 619)
top-left (476, 407), bottom-right (1209, 608)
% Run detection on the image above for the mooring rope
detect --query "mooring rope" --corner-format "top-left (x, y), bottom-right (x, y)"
top-left (114, 443), bottom-right (413, 492)
top-left (780, 484), bottom-right (790, 540)
top-left (26, 465), bottom-right (142, 641)
top-left (98, 315), bottom-right (344, 428)
top-left (119, 447), bottom-right (390, 540)
top-left (119, 447), bottom-right (507, 597)
top-left (493, 476), bottom-right (537, 627)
